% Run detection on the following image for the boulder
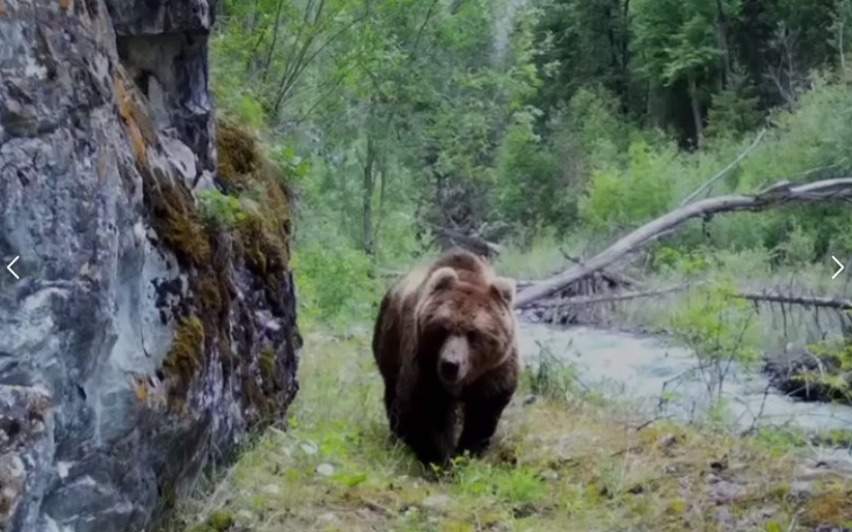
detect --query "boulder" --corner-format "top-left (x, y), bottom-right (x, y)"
top-left (0, 1), bottom-right (300, 530)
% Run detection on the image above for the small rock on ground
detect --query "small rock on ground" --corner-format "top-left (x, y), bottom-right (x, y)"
top-left (316, 463), bottom-right (335, 476)
top-left (421, 494), bottom-right (451, 512)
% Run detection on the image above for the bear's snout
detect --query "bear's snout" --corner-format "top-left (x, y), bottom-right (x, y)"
top-left (440, 359), bottom-right (460, 380)
top-left (438, 335), bottom-right (469, 386)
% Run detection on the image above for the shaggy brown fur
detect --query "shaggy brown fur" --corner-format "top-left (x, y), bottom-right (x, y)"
top-left (372, 249), bottom-right (519, 465)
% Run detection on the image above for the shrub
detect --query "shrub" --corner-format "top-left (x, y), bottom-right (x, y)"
top-left (292, 232), bottom-right (382, 328)
top-left (671, 280), bottom-right (760, 402)
top-left (579, 139), bottom-right (679, 233)
top-left (199, 189), bottom-right (247, 229)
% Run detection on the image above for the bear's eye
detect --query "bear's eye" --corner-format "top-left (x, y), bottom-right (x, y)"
top-left (466, 331), bottom-right (479, 344)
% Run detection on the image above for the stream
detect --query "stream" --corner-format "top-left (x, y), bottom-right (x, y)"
top-left (518, 322), bottom-right (852, 433)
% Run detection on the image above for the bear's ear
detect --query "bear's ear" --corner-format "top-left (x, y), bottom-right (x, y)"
top-left (423, 267), bottom-right (458, 295)
top-left (491, 276), bottom-right (515, 306)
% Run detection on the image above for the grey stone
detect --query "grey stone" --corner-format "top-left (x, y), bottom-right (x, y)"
top-left (0, 1), bottom-right (300, 531)
top-left (421, 494), bottom-right (451, 512)
top-left (316, 463), bottom-right (335, 477)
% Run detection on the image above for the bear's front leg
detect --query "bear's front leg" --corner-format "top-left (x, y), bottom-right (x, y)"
top-left (395, 383), bottom-right (457, 466)
top-left (458, 365), bottom-right (517, 456)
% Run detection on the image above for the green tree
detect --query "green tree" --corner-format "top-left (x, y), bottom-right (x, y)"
top-left (633, 0), bottom-right (741, 148)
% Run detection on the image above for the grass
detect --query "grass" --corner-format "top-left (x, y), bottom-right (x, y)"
top-left (166, 325), bottom-right (852, 532)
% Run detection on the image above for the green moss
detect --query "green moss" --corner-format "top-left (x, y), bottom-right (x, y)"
top-left (196, 275), bottom-right (224, 316)
top-left (162, 316), bottom-right (205, 402)
top-left (259, 348), bottom-right (277, 385)
top-left (148, 175), bottom-right (212, 267)
top-left (236, 213), bottom-right (289, 279)
top-left (186, 509), bottom-right (235, 532)
top-left (802, 484), bottom-right (852, 527)
top-left (216, 123), bottom-right (260, 192)
top-left (207, 510), bottom-right (235, 531)
top-left (216, 121), bottom-right (292, 282)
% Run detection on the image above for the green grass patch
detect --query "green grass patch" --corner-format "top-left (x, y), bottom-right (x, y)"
top-left (166, 327), bottom-right (852, 532)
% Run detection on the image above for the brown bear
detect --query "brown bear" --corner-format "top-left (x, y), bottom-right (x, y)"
top-left (372, 249), bottom-right (519, 466)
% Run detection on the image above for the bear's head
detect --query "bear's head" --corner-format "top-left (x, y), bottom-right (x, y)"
top-left (415, 266), bottom-right (516, 391)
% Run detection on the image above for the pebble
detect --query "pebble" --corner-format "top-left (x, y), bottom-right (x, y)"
top-left (790, 480), bottom-right (813, 499)
top-left (421, 493), bottom-right (451, 511)
top-left (316, 463), bottom-right (335, 476)
top-left (317, 511), bottom-right (339, 524)
top-left (710, 480), bottom-right (743, 504)
top-left (261, 484), bottom-right (281, 496)
top-left (540, 469), bottom-right (559, 481)
top-left (300, 442), bottom-right (318, 455)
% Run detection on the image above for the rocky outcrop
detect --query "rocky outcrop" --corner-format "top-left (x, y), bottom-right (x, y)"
top-left (0, 2), bottom-right (300, 531)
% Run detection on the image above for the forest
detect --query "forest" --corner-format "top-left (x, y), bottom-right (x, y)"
top-left (208, 0), bottom-right (851, 319)
top-left (177, 0), bottom-right (852, 530)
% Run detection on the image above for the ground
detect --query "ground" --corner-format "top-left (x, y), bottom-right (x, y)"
top-left (166, 325), bottom-right (852, 532)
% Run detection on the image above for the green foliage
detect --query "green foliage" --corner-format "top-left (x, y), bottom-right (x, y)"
top-left (495, 230), bottom-right (583, 280)
top-left (292, 233), bottom-right (381, 328)
top-left (211, 0), bottom-right (852, 278)
top-left (671, 281), bottom-right (760, 400)
top-left (450, 457), bottom-right (548, 505)
top-left (524, 341), bottom-right (580, 401)
top-left (580, 139), bottom-right (679, 233)
top-left (705, 71), bottom-right (763, 139)
top-left (199, 189), bottom-right (247, 229)
top-left (800, 336), bottom-right (852, 401)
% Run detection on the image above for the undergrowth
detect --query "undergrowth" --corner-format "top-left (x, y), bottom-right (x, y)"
top-left (167, 328), bottom-right (852, 532)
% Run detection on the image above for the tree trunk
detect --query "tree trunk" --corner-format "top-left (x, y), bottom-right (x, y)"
top-left (260, 0), bottom-right (286, 83)
top-left (715, 0), bottom-right (731, 89)
top-left (688, 74), bottom-right (704, 149)
top-left (362, 134), bottom-right (376, 255)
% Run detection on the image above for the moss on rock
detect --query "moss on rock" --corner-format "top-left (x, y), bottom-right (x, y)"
top-left (216, 121), bottom-right (292, 281)
top-left (147, 175), bottom-right (212, 268)
top-left (162, 316), bottom-right (205, 402)
top-left (136, 115), bottom-right (295, 417)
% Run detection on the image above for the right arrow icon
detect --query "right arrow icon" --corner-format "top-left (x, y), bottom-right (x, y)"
top-left (832, 256), bottom-right (846, 280)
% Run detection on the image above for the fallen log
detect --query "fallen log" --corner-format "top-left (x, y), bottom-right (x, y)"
top-left (524, 284), bottom-right (691, 308)
top-left (432, 225), bottom-right (503, 257)
top-left (735, 291), bottom-right (852, 310)
top-left (524, 285), bottom-right (852, 311)
top-left (514, 177), bottom-right (852, 308)
top-left (559, 251), bottom-right (642, 287)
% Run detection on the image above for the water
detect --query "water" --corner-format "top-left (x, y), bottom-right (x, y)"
top-left (519, 322), bottom-right (852, 433)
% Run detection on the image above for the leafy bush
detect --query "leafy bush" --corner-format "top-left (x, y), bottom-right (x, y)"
top-left (199, 189), bottom-right (247, 229)
top-left (292, 232), bottom-right (382, 329)
top-left (671, 281), bottom-right (760, 401)
top-left (580, 139), bottom-right (679, 233)
top-left (524, 341), bottom-right (580, 401)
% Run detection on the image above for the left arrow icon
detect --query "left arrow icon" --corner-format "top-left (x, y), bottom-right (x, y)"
top-left (6, 256), bottom-right (20, 280)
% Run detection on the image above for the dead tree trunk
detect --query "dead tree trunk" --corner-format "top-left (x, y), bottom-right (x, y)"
top-left (514, 177), bottom-right (852, 308)
top-left (527, 284), bottom-right (852, 311)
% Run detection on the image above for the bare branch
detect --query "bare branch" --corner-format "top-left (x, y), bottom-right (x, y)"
top-left (734, 291), bottom-right (852, 310)
top-left (680, 128), bottom-right (766, 206)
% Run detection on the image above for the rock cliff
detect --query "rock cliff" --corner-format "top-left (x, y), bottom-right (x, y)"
top-left (0, 1), bottom-right (300, 530)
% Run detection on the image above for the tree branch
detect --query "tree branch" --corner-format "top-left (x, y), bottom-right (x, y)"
top-left (679, 128), bottom-right (767, 206)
